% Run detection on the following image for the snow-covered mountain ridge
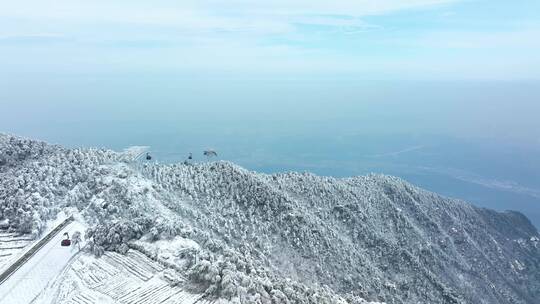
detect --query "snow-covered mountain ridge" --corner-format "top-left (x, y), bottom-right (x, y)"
top-left (1, 133), bottom-right (539, 304)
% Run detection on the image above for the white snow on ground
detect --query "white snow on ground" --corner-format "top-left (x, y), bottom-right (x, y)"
top-left (0, 213), bottom-right (73, 273)
top-left (0, 232), bottom-right (33, 272)
top-left (0, 221), bottom-right (86, 304)
top-left (134, 237), bottom-right (200, 268)
top-left (36, 249), bottom-right (209, 304)
top-left (123, 146), bottom-right (150, 161)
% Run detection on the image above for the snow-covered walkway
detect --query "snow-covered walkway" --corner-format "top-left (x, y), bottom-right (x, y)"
top-left (0, 221), bottom-right (85, 304)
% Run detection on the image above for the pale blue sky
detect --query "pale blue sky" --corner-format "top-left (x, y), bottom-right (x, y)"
top-left (0, 0), bottom-right (539, 80)
top-left (1, 0), bottom-right (540, 144)
top-left (2, 1), bottom-right (540, 226)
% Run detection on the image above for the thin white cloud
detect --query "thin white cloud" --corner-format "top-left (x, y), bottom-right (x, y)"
top-left (0, 0), bottom-right (458, 33)
top-left (414, 28), bottom-right (540, 49)
top-left (2, 0), bottom-right (539, 80)
top-left (0, 33), bottom-right (71, 44)
top-left (0, 33), bottom-right (65, 40)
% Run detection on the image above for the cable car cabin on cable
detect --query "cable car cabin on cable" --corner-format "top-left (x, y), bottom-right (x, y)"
top-left (61, 232), bottom-right (71, 247)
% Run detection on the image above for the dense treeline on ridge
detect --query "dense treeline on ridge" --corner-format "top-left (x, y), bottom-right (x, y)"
top-left (1, 133), bottom-right (539, 304)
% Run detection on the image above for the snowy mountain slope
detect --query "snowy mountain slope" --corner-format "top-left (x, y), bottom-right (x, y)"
top-left (0, 214), bottom-right (82, 280)
top-left (0, 220), bottom-right (85, 304)
top-left (35, 249), bottom-right (208, 304)
top-left (0, 133), bottom-right (539, 304)
top-left (0, 231), bottom-right (33, 272)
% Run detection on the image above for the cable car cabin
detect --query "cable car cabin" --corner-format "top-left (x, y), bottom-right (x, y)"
top-left (61, 232), bottom-right (71, 246)
top-left (146, 153), bottom-right (152, 160)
